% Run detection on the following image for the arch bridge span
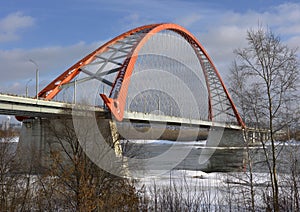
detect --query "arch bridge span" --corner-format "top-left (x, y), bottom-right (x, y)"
top-left (37, 23), bottom-right (245, 128)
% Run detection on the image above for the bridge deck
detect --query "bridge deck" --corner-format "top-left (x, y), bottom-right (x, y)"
top-left (0, 93), bottom-right (106, 117)
top-left (123, 112), bottom-right (241, 130)
top-left (0, 93), bottom-right (241, 130)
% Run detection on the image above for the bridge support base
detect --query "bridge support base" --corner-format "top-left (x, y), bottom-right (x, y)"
top-left (16, 117), bottom-right (127, 175)
top-left (16, 118), bottom-right (247, 174)
top-left (198, 127), bottom-right (247, 172)
top-left (98, 119), bottom-right (122, 157)
top-left (16, 118), bottom-right (45, 173)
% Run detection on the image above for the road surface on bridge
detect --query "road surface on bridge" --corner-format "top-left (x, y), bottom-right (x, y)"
top-left (0, 93), bottom-right (241, 130)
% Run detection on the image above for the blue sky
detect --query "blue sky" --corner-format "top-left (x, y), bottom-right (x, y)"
top-left (1, 0), bottom-right (300, 122)
top-left (2, 0), bottom-right (299, 49)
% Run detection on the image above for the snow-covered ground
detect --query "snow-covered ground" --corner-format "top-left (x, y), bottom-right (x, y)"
top-left (0, 136), bottom-right (19, 143)
top-left (128, 139), bottom-right (207, 146)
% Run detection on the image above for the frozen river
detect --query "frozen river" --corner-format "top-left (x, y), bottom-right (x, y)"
top-left (122, 140), bottom-right (300, 211)
top-left (121, 139), bottom-right (300, 191)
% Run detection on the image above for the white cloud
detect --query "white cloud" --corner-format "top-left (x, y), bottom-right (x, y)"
top-left (121, 13), bottom-right (148, 29)
top-left (0, 12), bottom-right (35, 42)
top-left (190, 2), bottom-right (300, 78)
top-left (198, 25), bottom-right (248, 76)
top-left (175, 13), bottom-right (202, 27)
top-left (0, 41), bottom-right (104, 94)
top-left (287, 36), bottom-right (300, 51)
top-left (274, 3), bottom-right (300, 22)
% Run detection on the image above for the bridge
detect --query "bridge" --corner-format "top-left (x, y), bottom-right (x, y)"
top-left (0, 23), bottom-right (251, 174)
top-left (34, 23), bottom-right (245, 128)
top-left (0, 93), bottom-right (241, 130)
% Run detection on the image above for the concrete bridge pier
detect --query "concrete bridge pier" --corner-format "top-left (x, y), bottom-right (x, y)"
top-left (97, 119), bottom-right (122, 157)
top-left (201, 128), bottom-right (247, 172)
top-left (16, 117), bottom-right (249, 174)
top-left (16, 117), bottom-right (126, 175)
top-left (16, 118), bottom-right (46, 173)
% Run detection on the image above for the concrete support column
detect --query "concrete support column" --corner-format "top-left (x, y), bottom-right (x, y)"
top-left (17, 118), bottom-right (45, 173)
top-left (17, 117), bottom-right (126, 175)
top-left (97, 119), bottom-right (129, 177)
top-left (97, 119), bottom-right (122, 156)
top-left (201, 128), bottom-right (246, 172)
top-left (109, 120), bottom-right (122, 157)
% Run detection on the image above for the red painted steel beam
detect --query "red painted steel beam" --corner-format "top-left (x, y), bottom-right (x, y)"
top-left (38, 24), bottom-right (159, 99)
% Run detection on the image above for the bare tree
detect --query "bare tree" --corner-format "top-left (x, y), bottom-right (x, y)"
top-left (0, 127), bottom-right (37, 211)
top-left (228, 61), bottom-right (270, 211)
top-left (35, 118), bottom-right (139, 211)
top-left (229, 26), bottom-right (299, 211)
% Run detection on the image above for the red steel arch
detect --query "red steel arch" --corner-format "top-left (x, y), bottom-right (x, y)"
top-left (38, 24), bottom-right (159, 100)
top-left (36, 23), bottom-right (245, 128)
